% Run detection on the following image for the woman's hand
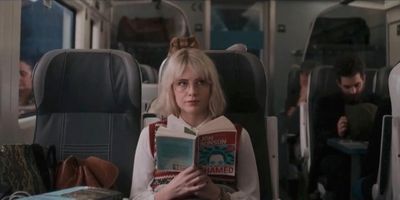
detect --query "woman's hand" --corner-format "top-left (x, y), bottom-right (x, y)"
top-left (194, 175), bottom-right (221, 200)
top-left (155, 166), bottom-right (208, 200)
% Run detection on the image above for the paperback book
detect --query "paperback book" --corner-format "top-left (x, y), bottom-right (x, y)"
top-left (21, 186), bottom-right (123, 200)
top-left (155, 115), bottom-right (239, 176)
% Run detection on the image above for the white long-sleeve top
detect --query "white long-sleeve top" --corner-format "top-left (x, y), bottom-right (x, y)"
top-left (130, 115), bottom-right (260, 200)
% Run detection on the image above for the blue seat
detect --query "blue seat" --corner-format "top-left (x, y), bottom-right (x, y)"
top-left (33, 49), bottom-right (142, 196)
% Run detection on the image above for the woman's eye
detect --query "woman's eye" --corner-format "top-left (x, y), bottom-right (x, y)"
top-left (196, 80), bottom-right (206, 86)
top-left (177, 81), bottom-right (188, 87)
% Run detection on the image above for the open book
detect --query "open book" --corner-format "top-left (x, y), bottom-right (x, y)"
top-left (155, 115), bottom-right (239, 176)
top-left (22, 186), bottom-right (123, 200)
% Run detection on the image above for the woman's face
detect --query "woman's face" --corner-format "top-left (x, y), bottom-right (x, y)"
top-left (173, 66), bottom-right (211, 119)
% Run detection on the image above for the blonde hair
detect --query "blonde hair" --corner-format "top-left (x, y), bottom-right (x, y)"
top-left (152, 48), bottom-right (226, 118)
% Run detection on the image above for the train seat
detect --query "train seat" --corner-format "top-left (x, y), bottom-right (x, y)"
top-left (371, 113), bottom-right (392, 200)
top-left (364, 68), bottom-right (378, 95)
top-left (277, 65), bottom-right (301, 184)
top-left (32, 49), bottom-right (142, 196)
top-left (205, 50), bottom-right (273, 200)
top-left (140, 64), bottom-right (158, 83)
top-left (140, 64), bottom-right (158, 121)
top-left (376, 62), bottom-right (400, 199)
top-left (304, 65), bottom-right (337, 167)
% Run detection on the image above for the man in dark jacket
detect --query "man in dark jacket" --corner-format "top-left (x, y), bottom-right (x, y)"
top-left (309, 55), bottom-right (378, 200)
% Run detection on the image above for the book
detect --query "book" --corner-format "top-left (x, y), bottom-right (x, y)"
top-left (345, 103), bottom-right (377, 141)
top-left (155, 115), bottom-right (239, 176)
top-left (21, 186), bottom-right (123, 200)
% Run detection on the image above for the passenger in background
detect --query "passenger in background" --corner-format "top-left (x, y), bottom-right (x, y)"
top-left (309, 55), bottom-right (378, 200)
top-left (131, 48), bottom-right (260, 200)
top-left (285, 60), bottom-right (317, 124)
top-left (19, 59), bottom-right (35, 115)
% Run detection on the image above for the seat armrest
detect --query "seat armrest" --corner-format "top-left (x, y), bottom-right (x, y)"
top-left (267, 116), bottom-right (280, 200)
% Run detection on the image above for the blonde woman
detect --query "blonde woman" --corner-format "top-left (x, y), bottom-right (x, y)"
top-left (130, 48), bottom-right (259, 200)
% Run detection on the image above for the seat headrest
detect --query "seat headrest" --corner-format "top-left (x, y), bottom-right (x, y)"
top-left (140, 64), bottom-right (158, 83)
top-left (287, 66), bottom-right (301, 97)
top-left (205, 51), bottom-right (266, 113)
top-left (375, 66), bottom-right (392, 99)
top-left (33, 49), bottom-right (141, 113)
top-left (364, 68), bottom-right (377, 94)
top-left (308, 66), bottom-right (339, 105)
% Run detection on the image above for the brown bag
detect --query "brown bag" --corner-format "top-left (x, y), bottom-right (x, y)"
top-left (55, 156), bottom-right (118, 189)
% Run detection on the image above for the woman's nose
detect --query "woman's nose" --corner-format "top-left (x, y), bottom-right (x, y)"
top-left (186, 83), bottom-right (198, 95)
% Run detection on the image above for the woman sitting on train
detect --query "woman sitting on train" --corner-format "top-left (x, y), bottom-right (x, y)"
top-left (130, 48), bottom-right (260, 200)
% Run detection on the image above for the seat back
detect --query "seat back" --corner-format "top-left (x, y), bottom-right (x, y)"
top-left (33, 49), bottom-right (142, 196)
top-left (277, 66), bottom-right (301, 182)
top-left (365, 68), bottom-right (377, 95)
top-left (307, 66), bottom-right (339, 161)
top-left (375, 66), bottom-right (393, 100)
top-left (388, 63), bottom-right (400, 199)
top-left (205, 50), bottom-right (272, 199)
top-left (141, 83), bottom-right (158, 113)
top-left (140, 64), bottom-right (158, 83)
top-left (373, 114), bottom-right (392, 200)
top-left (285, 66), bottom-right (301, 110)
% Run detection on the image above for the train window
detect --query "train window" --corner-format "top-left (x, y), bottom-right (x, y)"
top-left (210, 2), bottom-right (264, 57)
top-left (19, 0), bottom-right (75, 118)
